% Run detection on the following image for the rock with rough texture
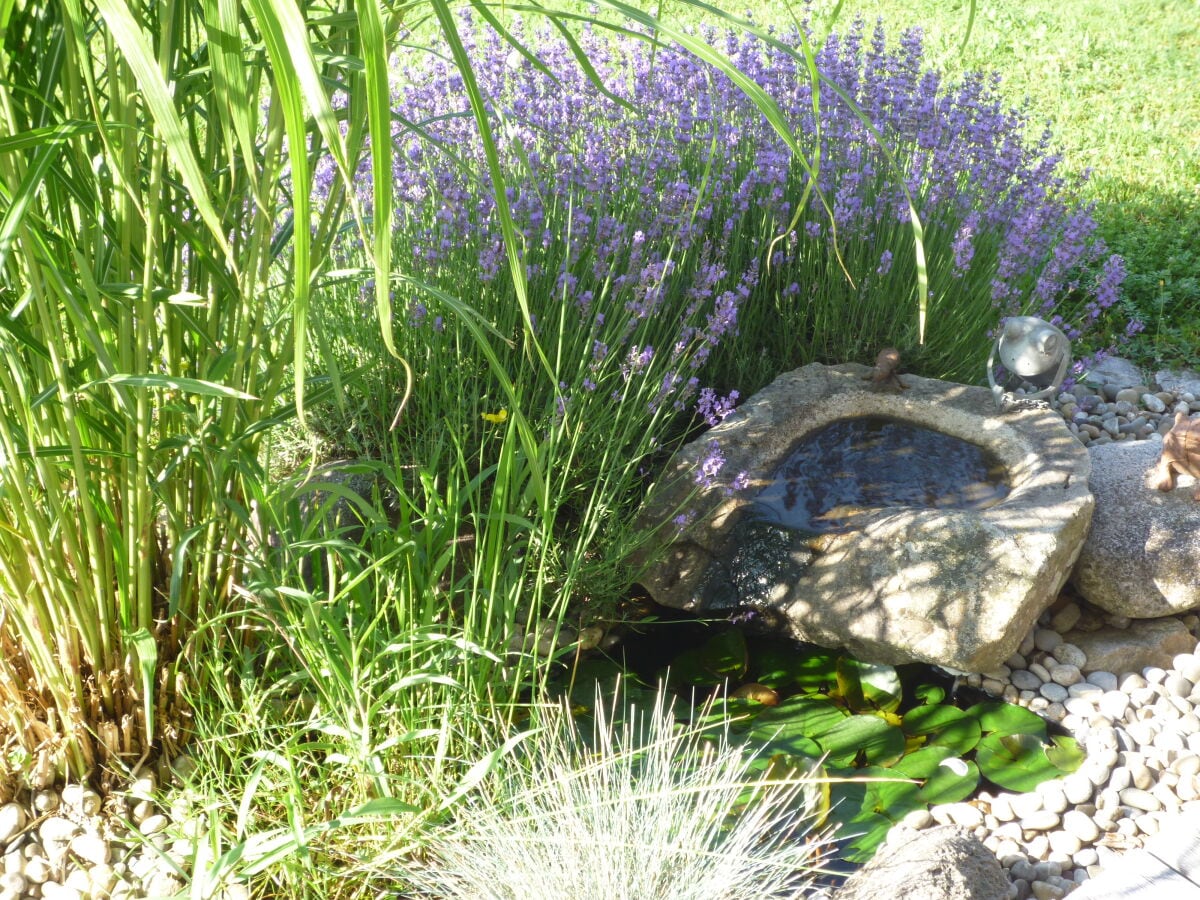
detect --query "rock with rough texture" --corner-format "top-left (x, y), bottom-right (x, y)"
top-left (1086, 356), bottom-right (1147, 391)
top-left (1156, 368), bottom-right (1200, 398)
top-left (1064, 617), bottom-right (1197, 677)
top-left (1071, 437), bottom-right (1200, 616)
top-left (634, 363), bottom-right (1094, 672)
top-left (835, 825), bottom-right (1009, 900)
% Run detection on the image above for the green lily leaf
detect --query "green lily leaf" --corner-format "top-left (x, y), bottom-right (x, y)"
top-left (693, 696), bottom-right (763, 734)
top-left (837, 657), bottom-right (902, 713)
top-left (913, 683), bottom-right (946, 705)
top-left (916, 757), bottom-right (980, 806)
top-left (749, 644), bottom-right (804, 690)
top-left (892, 744), bottom-right (956, 778)
top-left (668, 628), bottom-right (748, 686)
top-left (750, 696), bottom-right (846, 758)
top-left (1046, 735), bottom-right (1085, 774)
top-left (782, 648), bottom-right (840, 696)
top-left (701, 628), bottom-right (748, 679)
top-left (858, 765), bottom-right (921, 818)
top-left (838, 809), bottom-right (896, 864)
top-left (975, 731), bottom-right (1061, 792)
top-left (902, 704), bottom-right (982, 755)
top-left (966, 700), bottom-right (1048, 739)
top-left (819, 715), bottom-right (906, 768)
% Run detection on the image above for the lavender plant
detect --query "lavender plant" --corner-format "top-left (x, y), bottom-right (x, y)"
top-left (312, 13), bottom-right (1130, 627)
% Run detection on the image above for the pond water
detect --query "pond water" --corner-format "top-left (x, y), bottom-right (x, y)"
top-left (752, 415), bottom-right (1010, 532)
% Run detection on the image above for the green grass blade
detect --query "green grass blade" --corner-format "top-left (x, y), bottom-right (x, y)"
top-left (92, 0), bottom-right (234, 270)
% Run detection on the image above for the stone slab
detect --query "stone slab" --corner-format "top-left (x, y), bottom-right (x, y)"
top-left (634, 363), bottom-right (1094, 672)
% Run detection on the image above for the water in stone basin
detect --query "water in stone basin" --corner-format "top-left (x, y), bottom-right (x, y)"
top-left (753, 415), bottom-right (1010, 532)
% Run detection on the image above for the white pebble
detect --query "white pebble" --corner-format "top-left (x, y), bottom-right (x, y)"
top-left (1062, 773), bottom-right (1094, 805)
top-left (1031, 879), bottom-right (1064, 899)
top-left (1062, 809), bottom-right (1100, 843)
top-left (39, 817), bottom-right (80, 845)
top-left (24, 857), bottom-right (51, 885)
top-left (1011, 792), bottom-right (1044, 818)
top-left (1120, 787), bottom-right (1162, 811)
top-left (59, 785), bottom-right (100, 817)
top-left (0, 805), bottom-right (24, 846)
top-left (1047, 831), bottom-right (1082, 857)
top-left (1098, 691), bottom-right (1130, 720)
top-left (138, 814), bottom-right (168, 836)
top-left (68, 834), bottom-right (109, 867)
top-left (1021, 810), bottom-right (1062, 832)
top-left (1038, 781), bottom-right (1069, 814)
top-left (1012, 669), bottom-right (1043, 691)
top-left (1173, 653), bottom-right (1200, 684)
top-left (40, 883), bottom-right (82, 900)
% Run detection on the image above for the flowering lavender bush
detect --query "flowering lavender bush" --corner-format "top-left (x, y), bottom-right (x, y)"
top-left (311, 13), bottom-right (1130, 614)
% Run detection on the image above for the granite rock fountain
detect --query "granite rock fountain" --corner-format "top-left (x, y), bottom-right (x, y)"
top-left (634, 363), bottom-right (1094, 672)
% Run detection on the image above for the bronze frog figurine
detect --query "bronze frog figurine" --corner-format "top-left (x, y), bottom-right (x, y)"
top-left (1151, 411), bottom-right (1200, 500)
top-left (864, 347), bottom-right (907, 392)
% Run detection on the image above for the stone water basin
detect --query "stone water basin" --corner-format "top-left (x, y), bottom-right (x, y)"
top-left (753, 415), bottom-right (1010, 533)
top-left (633, 362), bottom-right (1095, 673)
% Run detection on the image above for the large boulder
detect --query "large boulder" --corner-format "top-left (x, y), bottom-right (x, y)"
top-left (1070, 437), bottom-right (1200, 617)
top-left (634, 363), bottom-right (1094, 672)
top-left (835, 825), bottom-right (1009, 900)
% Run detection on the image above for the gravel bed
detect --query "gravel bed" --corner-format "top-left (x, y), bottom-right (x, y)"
top-left (0, 760), bottom-right (252, 900)
top-left (1, 370), bottom-right (1195, 900)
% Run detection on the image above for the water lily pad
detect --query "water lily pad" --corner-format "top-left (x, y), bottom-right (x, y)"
top-left (913, 683), bottom-right (947, 705)
top-left (858, 765), bottom-right (921, 817)
top-left (668, 628), bottom-right (748, 686)
top-left (819, 715), bottom-right (906, 768)
top-left (966, 700), bottom-right (1048, 739)
top-left (750, 696), bottom-right (845, 758)
top-left (1046, 735), bottom-right (1085, 774)
top-left (837, 657), bottom-right (902, 713)
top-left (891, 744), bottom-right (956, 778)
top-left (902, 704), bottom-right (982, 755)
top-left (777, 652), bottom-right (844, 696)
top-left (917, 757), bottom-right (980, 806)
top-left (975, 731), bottom-right (1061, 792)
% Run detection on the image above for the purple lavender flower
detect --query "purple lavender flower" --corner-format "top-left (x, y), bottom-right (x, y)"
top-left (694, 440), bottom-right (726, 489)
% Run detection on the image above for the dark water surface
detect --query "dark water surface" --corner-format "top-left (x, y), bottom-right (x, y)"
top-left (752, 416), bottom-right (1010, 532)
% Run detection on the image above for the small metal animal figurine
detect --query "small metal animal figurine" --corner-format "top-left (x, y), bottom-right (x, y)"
top-left (865, 347), bottom-right (907, 392)
top-left (1151, 412), bottom-right (1200, 500)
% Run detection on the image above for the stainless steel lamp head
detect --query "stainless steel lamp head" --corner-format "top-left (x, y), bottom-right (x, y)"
top-left (987, 316), bottom-right (1072, 411)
